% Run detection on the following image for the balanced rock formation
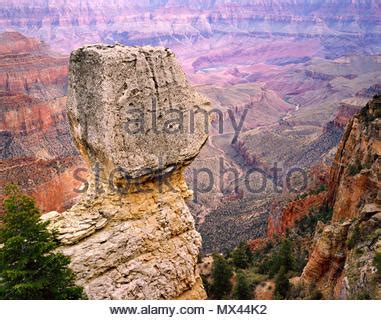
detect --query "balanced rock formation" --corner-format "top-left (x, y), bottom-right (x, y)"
top-left (301, 97), bottom-right (381, 299)
top-left (42, 44), bottom-right (209, 299)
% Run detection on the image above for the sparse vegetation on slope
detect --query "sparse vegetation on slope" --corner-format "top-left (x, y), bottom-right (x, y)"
top-left (202, 201), bottom-right (333, 300)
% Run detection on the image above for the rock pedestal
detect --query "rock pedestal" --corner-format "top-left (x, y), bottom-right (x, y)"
top-left (42, 44), bottom-right (209, 299)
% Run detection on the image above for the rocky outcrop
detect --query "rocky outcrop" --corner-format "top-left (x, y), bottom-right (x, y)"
top-left (267, 193), bottom-right (326, 238)
top-left (301, 97), bottom-right (381, 299)
top-left (301, 206), bottom-right (381, 299)
top-left (0, 31), bottom-right (83, 213)
top-left (327, 97), bottom-right (380, 222)
top-left (265, 163), bottom-right (330, 239)
top-left (300, 220), bottom-right (350, 297)
top-left (42, 44), bottom-right (209, 299)
top-left (331, 84), bottom-right (381, 129)
top-left (333, 104), bottom-right (365, 129)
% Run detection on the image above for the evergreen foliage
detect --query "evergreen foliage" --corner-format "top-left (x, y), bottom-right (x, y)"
top-left (295, 204), bottom-right (333, 236)
top-left (234, 271), bottom-right (251, 299)
top-left (0, 184), bottom-right (85, 300)
top-left (210, 254), bottom-right (233, 299)
top-left (274, 266), bottom-right (290, 299)
top-left (231, 242), bottom-right (252, 269)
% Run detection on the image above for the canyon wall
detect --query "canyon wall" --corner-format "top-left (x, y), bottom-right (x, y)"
top-left (327, 98), bottom-right (380, 222)
top-left (41, 44), bottom-right (209, 299)
top-left (1, 0), bottom-right (380, 260)
top-left (301, 97), bottom-right (381, 299)
top-left (0, 31), bottom-right (83, 213)
top-left (267, 192), bottom-right (326, 238)
top-left (0, 0), bottom-right (379, 53)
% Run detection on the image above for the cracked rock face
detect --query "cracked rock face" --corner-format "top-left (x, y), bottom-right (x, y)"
top-left (67, 44), bottom-right (209, 180)
top-left (42, 44), bottom-right (208, 300)
top-left (301, 98), bottom-right (381, 299)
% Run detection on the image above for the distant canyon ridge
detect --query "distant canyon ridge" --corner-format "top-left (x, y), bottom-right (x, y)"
top-left (0, 0), bottom-right (380, 54)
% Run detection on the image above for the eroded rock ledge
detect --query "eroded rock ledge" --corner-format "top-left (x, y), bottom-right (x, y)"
top-left (301, 97), bottom-right (381, 299)
top-left (42, 44), bottom-right (209, 299)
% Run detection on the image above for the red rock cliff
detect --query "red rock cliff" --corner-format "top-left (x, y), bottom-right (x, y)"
top-left (0, 31), bottom-right (84, 213)
top-left (301, 97), bottom-right (381, 299)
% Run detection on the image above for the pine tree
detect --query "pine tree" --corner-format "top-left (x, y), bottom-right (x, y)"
top-left (245, 243), bottom-right (254, 265)
top-left (232, 242), bottom-right (250, 269)
top-left (0, 184), bottom-right (85, 299)
top-left (210, 254), bottom-right (232, 299)
top-left (234, 271), bottom-right (251, 299)
top-left (279, 239), bottom-right (294, 273)
top-left (201, 274), bottom-right (211, 297)
top-left (274, 266), bottom-right (290, 299)
top-left (269, 239), bottom-right (294, 276)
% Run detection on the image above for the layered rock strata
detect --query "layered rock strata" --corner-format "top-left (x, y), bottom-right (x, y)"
top-left (42, 44), bottom-right (209, 299)
top-left (301, 97), bottom-right (381, 299)
top-left (1, 0), bottom-right (380, 53)
top-left (0, 31), bottom-right (83, 213)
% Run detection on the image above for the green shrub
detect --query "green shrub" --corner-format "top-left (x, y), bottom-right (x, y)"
top-left (234, 271), bottom-right (251, 299)
top-left (257, 239), bottom-right (294, 277)
top-left (309, 284), bottom-right (323, 300)
top-left (210, 254), bottom-right (233, 299)
top-left (348, 161), bottom-right (363, 176)
top-left (295, 204), bottom-right (333, 236)
top-left (356, 291), bottom-right (372, 300)
top-left (274, 266), bottom-right (290, 299)
top-left (0, 185), bottom-right (85, 299)
top-left (201, 274), bottom-right (211, 297)
top-left (347, 224), bottom-right (361, 249)
top-left (231, 242), bottom-right (253, 269)
top-left (243, 267), bottom-right (267, 286)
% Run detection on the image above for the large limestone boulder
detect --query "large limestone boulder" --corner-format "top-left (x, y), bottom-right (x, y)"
top-left (67, 44), bottom-right (209, 180)
top-left (42, 44), bottom-right (209, 299)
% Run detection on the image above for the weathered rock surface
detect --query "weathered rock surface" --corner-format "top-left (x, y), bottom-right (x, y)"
top-left (301, 97), bottom-right (381, 299)
top-left (327, 97), bottom-right (380, 222)
top-left (42, 44), bottom-right (208, 299)
top-left (67, 44), bottom-right (209, 180)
